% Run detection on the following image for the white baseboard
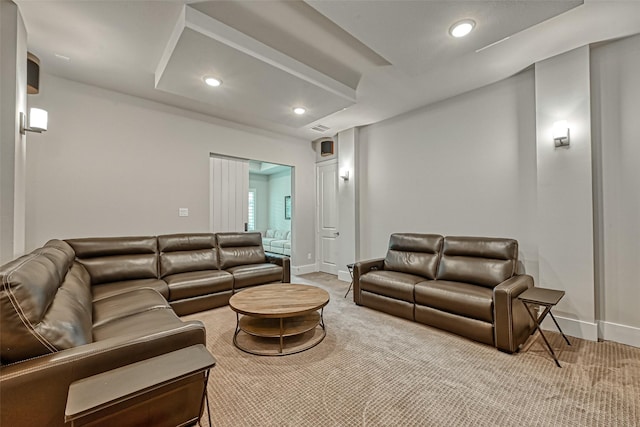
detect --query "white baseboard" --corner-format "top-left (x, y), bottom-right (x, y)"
top-left (337, 270), bottom-right (351, 283)
top-left (291, 263), bottom-right (318, 275)
top-left (541, 315), bottom-right (598, 342)
top-left (598, 321), bottom-right (640, 348)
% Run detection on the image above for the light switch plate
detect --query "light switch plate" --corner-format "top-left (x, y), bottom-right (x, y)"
top-left (179, 208), bottom-right (189, 217)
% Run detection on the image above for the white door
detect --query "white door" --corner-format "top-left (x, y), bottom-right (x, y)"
top-left (317, 161), bottom-right (338, 274)
top-left (210, 156), bottom-right (249, 232)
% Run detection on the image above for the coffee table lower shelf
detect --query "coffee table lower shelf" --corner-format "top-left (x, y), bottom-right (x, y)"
top-left (233, 310), bottom-right (326, 356)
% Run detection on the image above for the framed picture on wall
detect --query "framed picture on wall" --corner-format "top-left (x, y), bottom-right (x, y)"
top-left (284, 196), bottom-right (291, 220)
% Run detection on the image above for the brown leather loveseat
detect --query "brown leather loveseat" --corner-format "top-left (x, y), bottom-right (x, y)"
top-left (354, 233), bottom-right (533, 353)
top-left (0, 231), bottom-right (289, 426)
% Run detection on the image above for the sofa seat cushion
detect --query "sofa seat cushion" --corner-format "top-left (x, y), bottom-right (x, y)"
top-left (360, 270), bottom-right (424, 303)
top-left (92, 307), bottom-right (181, 341)
top-left (92, 278), bottom-right (169, 302)
top-left (262, 237), bottom-right (278, 246)
top-left (164, 270), bottom-right (233, 301)
top-left (226, 263), bottom-right (283, 289)
top-left (414, 280), bottom-right (494, 323)
top-left (92, 288), bottom-right (170, 328)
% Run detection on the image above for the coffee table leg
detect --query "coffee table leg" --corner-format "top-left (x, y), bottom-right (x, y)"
top-left (279, 318), bottom-right (284, 353)
top-left (233, 313), bottom-right (241, 349)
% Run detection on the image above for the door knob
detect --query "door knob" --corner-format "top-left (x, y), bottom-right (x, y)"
top-left (334, 232), bottom-right (340, 237)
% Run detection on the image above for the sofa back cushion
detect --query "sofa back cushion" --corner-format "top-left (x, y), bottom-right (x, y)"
top-left (384, 233), bottom-right (444, 279)
top-left (0, 240), bottom-right (93, 364)
top-left (158, 233), bottom-right (219, 278)
top-left (265, 229), bottom-right (275, 238)
top-left (437, 236), bottom-right (518, 288)
top-left (216, 232), bottom-right (266, 269)
top-left (274, 230), bottom-right (289, 240)
top-left (66, 236), bottom-right (158, 285)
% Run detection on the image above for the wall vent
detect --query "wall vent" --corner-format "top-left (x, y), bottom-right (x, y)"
top-left (311, 124), bottom-right (330, 132)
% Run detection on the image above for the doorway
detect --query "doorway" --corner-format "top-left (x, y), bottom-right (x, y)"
top-left (209, 154), bottom-right (293, 256)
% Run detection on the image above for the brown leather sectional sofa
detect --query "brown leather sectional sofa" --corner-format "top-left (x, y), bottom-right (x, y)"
top-left (354, 233), bottom-right (534, 353)
top-left (0, 231), bottom-right (289, 426)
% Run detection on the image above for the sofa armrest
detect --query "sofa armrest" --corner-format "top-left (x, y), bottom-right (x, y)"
top-left (0, 321), bottom-right (205, 427)
top-left (266, 254), bottom-right (290, 283)
top-left (353, 258), bottom-right (385, 305)
top-left (493, 274), bottom-right (534, 353)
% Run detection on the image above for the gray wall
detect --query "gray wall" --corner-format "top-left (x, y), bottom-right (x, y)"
top-left (0, 1), bottom-right (27, 263)
top-left (358, 69), bottom-right (538, 276)
top-left (534, 46), bottom-right (596, 340)
top-left (25, 73), bottom-right (316, 269)
top-left (591, 34), bottom-right (640, 345)
top-left (267, 169), bottom-right (292, 231)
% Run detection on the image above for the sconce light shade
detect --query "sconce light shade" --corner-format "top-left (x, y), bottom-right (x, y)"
top-left (553, 120), bottom-right (570, 147)
top-left (339, 169), bottom-right (350, 181)
top-left (20, 108), bottom-right (48, 135)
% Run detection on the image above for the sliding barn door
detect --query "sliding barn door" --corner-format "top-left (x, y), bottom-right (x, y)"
top-left (210, 156), bottom-right (249, 232)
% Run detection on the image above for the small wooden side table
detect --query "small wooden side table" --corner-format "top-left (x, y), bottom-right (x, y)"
top-left (65, 344), bottom-right (216, 426)
top-left (518, 287), bottom-right (571, 367)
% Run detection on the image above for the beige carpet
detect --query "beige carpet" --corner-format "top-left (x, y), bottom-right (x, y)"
top-left (182, 273), bottom-right (640, 426)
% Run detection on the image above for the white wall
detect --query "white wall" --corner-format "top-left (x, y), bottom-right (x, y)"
top-left (0, 0), bottom-right (27, 262)
top-left (534, 46), bottom-right (596, 340)
top-left (337, 128), bottom-right (357, 282)
top-left (249, 173), bottom-right (268, 231)
top-left (267, 169), bottom-right (291, 231)
top-left (358, 69), bottom-right (539, 277)
top-left (591, 35), bottom-right (640, 347)
top-left (25, 73), bottom-right (316, 267)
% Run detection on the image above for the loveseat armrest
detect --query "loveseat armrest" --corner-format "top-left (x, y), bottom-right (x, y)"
top-left (493, 274), bottom-right (534, 353)
top-left (0, 321), bottom-right (205, 427)
top-left (353, 258), bottom-right (384, 305)
top-left (266, 254), bottom-right (290, 283)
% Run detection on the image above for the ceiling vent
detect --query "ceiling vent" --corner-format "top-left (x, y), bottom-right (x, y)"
top-left (311, 124), bottom-right (330, 132)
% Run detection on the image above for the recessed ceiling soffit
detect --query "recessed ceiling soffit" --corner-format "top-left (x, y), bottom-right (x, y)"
top-left (155, 5), bottom-right (357, 128)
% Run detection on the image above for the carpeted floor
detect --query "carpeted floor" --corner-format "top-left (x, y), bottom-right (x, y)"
top-left (182, 273), bottom-right (640, 426)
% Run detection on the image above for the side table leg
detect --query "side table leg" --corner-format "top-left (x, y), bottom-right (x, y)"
top-left (344, 281), bottom-right (353, 298)
top-left (344, 266), bottom-right (354, 298)
top-left (524, 303), bottom-right (562, 368)
top-left (549, 312), bottom-right (571, 346)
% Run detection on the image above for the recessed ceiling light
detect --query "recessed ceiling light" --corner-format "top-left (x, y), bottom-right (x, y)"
top-left (204, 76), bottom-right (222, 87)
top-left (293, 107), bottom-right (306, 115)
top-left (449, 19), bottom-right (476, 38)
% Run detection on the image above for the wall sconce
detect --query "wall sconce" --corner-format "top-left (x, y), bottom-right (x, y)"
top-left (553, 120), bottom-right (570, 147)
top-left (20, 108), bottom-right (48, 135)
top-left (339, 169), bottom-right (350, 181)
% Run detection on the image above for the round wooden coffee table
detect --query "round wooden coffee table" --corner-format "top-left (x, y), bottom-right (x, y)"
top-left (229, 284), bottom-right (330, 356)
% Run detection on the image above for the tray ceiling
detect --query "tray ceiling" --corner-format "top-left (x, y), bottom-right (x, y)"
top-left (14, 1), bottom-right (640, 140)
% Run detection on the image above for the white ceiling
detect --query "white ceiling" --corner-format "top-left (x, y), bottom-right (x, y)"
top-left (249, 160), bottom-right (290, 176)
top-left (15, 0), bottom-right (640, 141)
